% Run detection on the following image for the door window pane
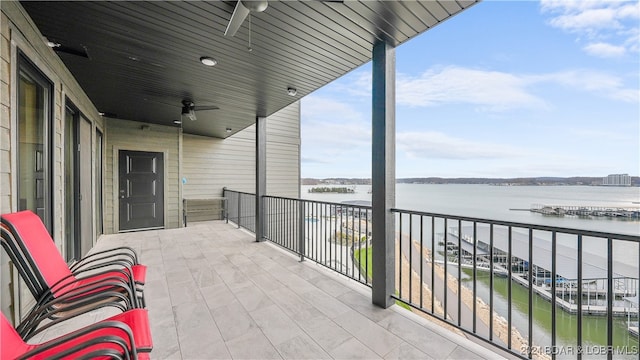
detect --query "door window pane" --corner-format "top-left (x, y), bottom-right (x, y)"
top-left (17, 55), bottom-right (52, 232)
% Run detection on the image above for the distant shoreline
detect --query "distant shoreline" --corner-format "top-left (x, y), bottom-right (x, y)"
top-left (302, 176), bottom-right (639, 187)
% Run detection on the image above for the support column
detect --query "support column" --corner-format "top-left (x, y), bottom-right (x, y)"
top-left (371, 41), bottom-right (396, 308)
top-left (256, 116), bottom-right (266, 242)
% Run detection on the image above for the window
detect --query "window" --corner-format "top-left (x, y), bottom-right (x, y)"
top-left (17, 53), bottom-right (53, 233)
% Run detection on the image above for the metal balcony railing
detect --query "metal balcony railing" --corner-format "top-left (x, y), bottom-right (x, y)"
top-left (223, 189), bottom-right (256, 233)
top-left (223, 189), bottom-right (640, 360)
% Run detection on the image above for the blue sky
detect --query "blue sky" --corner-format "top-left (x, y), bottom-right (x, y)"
top-left (300, 0), bottom-right (639, 179)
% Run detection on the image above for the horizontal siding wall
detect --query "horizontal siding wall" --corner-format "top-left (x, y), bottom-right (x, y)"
top-left (104, 119), bottom-right (180, 233)
top-left (1, 2), bottom-right (105, 322)
top-left (183, 101), bottom-right (300, 203)
top-left (182, 131), bottom-right (256, 197)
top-left (266, 101), bottom-right (300, 198)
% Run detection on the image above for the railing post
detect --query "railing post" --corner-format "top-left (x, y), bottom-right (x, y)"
top-left (237, 193), bottom-right (241, 229)
top-left (298, 200), bottom-right (305, 262)
top-left (222, 187), bottom-right (228, 223)
top-left (371, 40), bottom-right (396, 308)
top-left (255, 116), bottom-right (266, 242)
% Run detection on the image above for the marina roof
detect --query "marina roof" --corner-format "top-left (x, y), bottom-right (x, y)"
top-left (458, 226), bottom-right (637, 281)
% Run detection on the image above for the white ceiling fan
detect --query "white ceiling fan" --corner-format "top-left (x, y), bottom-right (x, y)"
top-left (224, 1), bottom-right (268, 37)
top-left (224, 0), bottom-right (343, 37)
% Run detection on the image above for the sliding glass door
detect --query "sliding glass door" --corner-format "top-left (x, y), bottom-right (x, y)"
top-left (17, 53), bottom-right (53, 233)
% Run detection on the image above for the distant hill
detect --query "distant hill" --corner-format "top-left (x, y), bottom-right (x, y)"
top-left (302, 177), bottom-right (640, 186)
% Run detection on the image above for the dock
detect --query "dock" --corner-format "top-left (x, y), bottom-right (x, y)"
top-left (529, 204), bottom-right (640, 219)
top-left (441, 227), bottom-right (639, 317)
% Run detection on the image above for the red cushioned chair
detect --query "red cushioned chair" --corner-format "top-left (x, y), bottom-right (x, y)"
top-left (1, 211), bottom-right (146, 337)
top-left (1, 309), bottom-right (152, 360)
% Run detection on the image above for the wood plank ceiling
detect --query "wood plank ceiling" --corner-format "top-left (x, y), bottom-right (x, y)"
top-left (20, 0), bottom-right (478, 138)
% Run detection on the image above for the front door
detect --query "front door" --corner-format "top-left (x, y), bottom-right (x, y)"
top-left (118, 150), bottom-right (164, 231)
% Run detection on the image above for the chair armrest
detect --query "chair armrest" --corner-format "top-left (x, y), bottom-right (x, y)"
top-left (70, 247), bottom-right (139, 272)
top-left (18, 288), bottom-right (133, 339)
top-left (18, 320), bottom-right (139, 360)
top-left (50, 261), bottom-right (137, 295)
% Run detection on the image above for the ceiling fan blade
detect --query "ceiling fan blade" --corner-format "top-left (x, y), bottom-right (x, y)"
top-left (224, 1), bottom-right (251, 37)
top-left (193, 105), bottom-right (220, 111)
top-left (54, 45), bottom-right (89, 58)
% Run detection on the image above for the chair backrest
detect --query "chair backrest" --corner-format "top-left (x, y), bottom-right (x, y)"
top-left (0, 224), bottom-right (47, 297)
top-left (1, 312), bottom-right (30, 359)
top-left (1, 211), bottom-right (74, 293)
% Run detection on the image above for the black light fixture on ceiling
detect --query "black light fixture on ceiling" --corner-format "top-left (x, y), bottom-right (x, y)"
top-left (287, 87), bottom-right (297, 96)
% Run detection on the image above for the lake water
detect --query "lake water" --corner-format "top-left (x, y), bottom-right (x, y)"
top-left (303, 184), bottom-right (640, 236)
top-left (301, 184), bottom-right (640, 357)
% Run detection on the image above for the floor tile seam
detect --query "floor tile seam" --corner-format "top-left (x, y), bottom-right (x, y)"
top-left (192, 236), bottom-right (247, 349)
top-left (193, 280), bottom-right (236, 358)
top-left (380, 340), bottom-right (430, 360)
top-left (382, 306), bottom-right (507, 359)
top-left (295, 317), bottom-right (358, 358)
top-left (251, 308), bottom-right (337, 360)
top-left (154, 238), bottom-right (184, 359)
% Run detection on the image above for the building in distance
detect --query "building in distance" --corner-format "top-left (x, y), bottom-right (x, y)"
top-left (602, 174), bottom-right (632, 186)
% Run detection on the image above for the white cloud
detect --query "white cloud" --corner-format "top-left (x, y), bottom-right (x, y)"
top-left (534, 69), bottom-right (639, 102)
top-left (393, 66), bottom-right (638, 110)
top-left (583, 42), bottom-right (626, 57)
top-left (396, 67), bottom-right (546, 111)
top-left (397, 131), bottom-right (527, 160)
top-left (301, 95), bottom-right (371, 166)
top-left (540, 0), bottom-right (639, 58)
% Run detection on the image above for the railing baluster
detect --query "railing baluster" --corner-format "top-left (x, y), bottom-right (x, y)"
top-left (399, 213), bottom-right (403, 300)
top-left (457, 219), bottom-right (462, 327)
top-left (490, 223), bottom-right (494, 342)
top-left (508, 226), bottom-right (512, 350)
top-left (528, 228), bottom-right (533, 359)
top-left (410, 214), bottom-right (413, 305)
top-left (607, 237), bottom-right (613, 360)
top-left (420, 215), bottom-right (424, 309)
top-left (299, 200), bottom-right (305, 261)
top-left (431, 216), bottom-right (435, 315)
top-left (444, 218), bottom-right (448, 321)
top-left (473, 221), bottom-right (477, 334)
top-left (577, 234), bottom-right (583, 360)
top-left (366, 208), bottom-right (369, 285)
top-left (551, 231), bottom-right (557, 360)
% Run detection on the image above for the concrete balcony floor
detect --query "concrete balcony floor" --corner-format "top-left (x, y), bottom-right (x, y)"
top-left (34, 221), bottom-right (507, 359)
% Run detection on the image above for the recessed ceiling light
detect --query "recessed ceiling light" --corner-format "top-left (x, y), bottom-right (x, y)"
top-left (173, 120), bottom-right (182, 125)
top-left (287, 87), bottom-right (297, 96)
top-left (200, 56), bottom-right (217, 66)
top-left (226, 128), bottom-right (232, 133)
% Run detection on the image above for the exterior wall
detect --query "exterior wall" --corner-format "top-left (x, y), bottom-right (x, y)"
top-left (182, 101), bottom-right (301, 200)
top-left (103, 118), bottom-right (180, 234)
top-left (0, 1), bottom-right (104, 322)
top-left (266, 101), bottom-right (301, 198)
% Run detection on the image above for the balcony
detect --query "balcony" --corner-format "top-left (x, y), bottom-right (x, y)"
top-left (22, 190), bottom-right (639, 359)
top-left (28, 220), bottom-right (504, 359)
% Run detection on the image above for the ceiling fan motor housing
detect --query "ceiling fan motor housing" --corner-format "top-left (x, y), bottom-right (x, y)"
top-left (242, 1), bottom-right (268, 12)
